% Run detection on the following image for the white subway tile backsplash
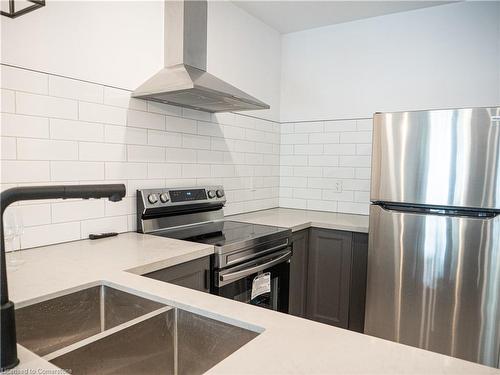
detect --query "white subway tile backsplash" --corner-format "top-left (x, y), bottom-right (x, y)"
top-left (197, 121), bottom-right (223, 137)
top-left (282, 133), bottom-right (308, 145)
top-left (165, 116), bottom-right (197, 134)
top-left (1, 137), bottom-right (16, 159)
top-left (80, 216), bottom-right (128, 238)
top-left (0, 66), bottom-right (282, 250)
top-left (307, 199), bottom-right (338, 212)
top-left (182, 134), bottom-right (211, 150)
top-left (1, 65), bottom-right (48, 94)
top-left (323, 167), bottom-right (355, 178)
top-left (223, 125), bottom-right (245, 139)
top-left (294, 121), bottom-right (323, 133)
top-left (338, 201), bottom-right (370, 215)
top-left (280, 176), bottom-right (308, 188)
top-left (322, 190), bottom-right (354, 202)
top-left (147, 129), bottom-right (182, 147)
top-left (355, 168), bottom-right (371, 179)
top-left (233, 140), bottom-right (255, 153)
top-left (52, 200), bottom-right (104, 223)
top-left (280, 123), bottom-right (294, 133)
top-left (279, 197), bottom-right (307, 209)
top-left (1, 89), bottom-right (15, 112)
top-left (356, 144), bottom-right (372, 155)
top-left (147, 101), bottom-right (181, 116)
top-left (79, 102), bottom-right (127, 125)
top-left (147, 163), bottom-right (182, 179)
top-left (309, 132), bottom-right (339, 144)
top-left (323, 144), bottom-right (356, 155)
top-left (17, 138), bottom-right (78, 160)
top-left (308, 155), bottom-right (339, 167)
top-left (356, 119), bottom-right (373, 131)
top-left (342, 179), bottom-right (371, 191)
top-left (165, 147), bottom-right (197, 163)
top-left (293, 188), bottom-right (322, 200)
top-left (20, 222), bottom-right (81, 249)
top-left (324, 120), bottom-right (356, 132)
top-left (340, 131), bottom-right (372, 144)
top-left (49, 76), bottom-right (103, 103)
top-left (79, 142), bottom-right (127, 161)
top-left (182, 108), bottom-right (211, 122)
top-left (51, 161), bottom-right (104, 181)
top-left (7, 204), bottom-right (51, 227)
top-left (50, 119), bottom-right (104, 142)
top-left (105, 197), bottom-right (135, 217)
top-left (294, 144), bottom-right (324, 155)
top-left (196, 150), bottom-right (224, 164)
top-left (281, 155), bottom-right (308, 166)
top-left (1, 160), bottom-right (50, 182)
top-left (127, 109), bottom-right (165, 130)
top-left (1, 113), bottom-right (49, 138)
top-left (293, 166), bottom-right (322, 177)
top-left (339, 156), bottom-right (371, 167)
top-left (127, 145), bottom-right (165, 162)
top-left (17, 92), bottom-right (78, 119)
top-left (105, 162), bottom-right (147, 180)
top-left (104, 87), bottom-right (147, 111)
top-left (181, 164), bottom-right (211, 178)
top-left (355, 191), bottom-right (370, 203)
top-left (105, 125), bottom-right (147, 145)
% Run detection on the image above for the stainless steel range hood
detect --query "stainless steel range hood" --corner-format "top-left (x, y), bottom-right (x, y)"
top-left (132, 1), bottom-right (269, 113)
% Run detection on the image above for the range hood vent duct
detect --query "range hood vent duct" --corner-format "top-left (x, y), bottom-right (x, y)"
top-left (132, 0), bottom-right (269, 113)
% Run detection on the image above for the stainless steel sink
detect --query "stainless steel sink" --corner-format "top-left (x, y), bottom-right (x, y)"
top-left (16, 285), bottom-right (165, 356)
top-left (15, 284), bottom-right (260, 374)
top-left (50, 308), bottom-right (259, 375)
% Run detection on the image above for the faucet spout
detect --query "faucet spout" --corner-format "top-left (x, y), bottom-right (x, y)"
top-left (0, 184), bottom-right (126, 370)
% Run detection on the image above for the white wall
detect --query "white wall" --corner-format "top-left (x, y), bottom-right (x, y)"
top-left (280, 1), bottom-right (500, 122)
top-left (0, 0), bottom-right (281, 121)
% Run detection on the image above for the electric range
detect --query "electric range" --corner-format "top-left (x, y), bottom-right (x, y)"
top-left (137, 186), bottom-right (292, 312)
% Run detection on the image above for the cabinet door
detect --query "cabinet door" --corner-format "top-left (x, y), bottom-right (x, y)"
top-left (144, 256), bottom-right (210, 293)
top-left (289, 229), bottom-right (309, 317)
top-left (306, 228), bottom-right (352, 328)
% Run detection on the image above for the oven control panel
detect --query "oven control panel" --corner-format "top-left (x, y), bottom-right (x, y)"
top-left (138, 186), bottom-right (225, 209)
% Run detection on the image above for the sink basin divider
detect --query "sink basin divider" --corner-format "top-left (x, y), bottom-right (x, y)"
top-left (43, 306), bottom-right (173, 361)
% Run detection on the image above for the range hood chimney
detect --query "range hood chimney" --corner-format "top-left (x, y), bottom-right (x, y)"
top-left (132, 0), bottom-right (270, 113)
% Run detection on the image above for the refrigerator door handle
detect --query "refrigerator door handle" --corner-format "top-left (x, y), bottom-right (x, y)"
top-left (376, 202), bottom-right (499, 218)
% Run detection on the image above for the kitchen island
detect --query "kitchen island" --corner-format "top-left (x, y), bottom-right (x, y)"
top-left (5, 231), bottom-right (497, 374)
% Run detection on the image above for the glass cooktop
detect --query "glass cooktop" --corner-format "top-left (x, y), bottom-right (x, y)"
top-left (151, 220), bottom-right (289, 248)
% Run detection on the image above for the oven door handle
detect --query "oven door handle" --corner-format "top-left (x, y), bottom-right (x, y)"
top-left (219, 250), bottom-right (292, 286)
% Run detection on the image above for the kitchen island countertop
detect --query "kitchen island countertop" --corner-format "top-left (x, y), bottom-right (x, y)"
top-left (5, 232), bottom-right (498, 375)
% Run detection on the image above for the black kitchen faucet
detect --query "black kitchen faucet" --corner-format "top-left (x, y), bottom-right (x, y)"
top-left (0, 184), bottom-right (126, 371)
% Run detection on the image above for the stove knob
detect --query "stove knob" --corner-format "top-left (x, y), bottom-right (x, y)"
top-left (159, 193), bottom-right (169, 203)
top-left (148, 193), bottom-right (158, 204)
top-left (207, 190), bottom-right (216, 199)
top-left (216, 189), bottom-right (225, 198)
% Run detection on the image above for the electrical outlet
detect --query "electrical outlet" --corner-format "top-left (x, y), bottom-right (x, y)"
top-left (335, 181), bottom-right (343, 193)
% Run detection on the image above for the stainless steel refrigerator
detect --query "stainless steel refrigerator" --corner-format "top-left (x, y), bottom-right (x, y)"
top-left (365, 107), bottom-right (500, 367)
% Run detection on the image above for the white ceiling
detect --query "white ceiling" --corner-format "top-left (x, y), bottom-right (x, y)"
top-left (233, 1), bottom-right (456, 34)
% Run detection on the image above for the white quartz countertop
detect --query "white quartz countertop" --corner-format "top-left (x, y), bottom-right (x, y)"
top-left (5, 232), bottom-right (498, 375)
top-left (229, 207), bottom-right (370, 233)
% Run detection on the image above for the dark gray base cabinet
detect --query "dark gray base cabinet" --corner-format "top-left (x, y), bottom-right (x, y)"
top-left (288, 229), bottom-right (309, 317)
top-left (143, 256), bottom-right (211, 293)
top-left (288, 228), bottom-right (368, 332)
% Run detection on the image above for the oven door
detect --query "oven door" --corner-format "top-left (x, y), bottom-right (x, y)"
top-left (213, 249), bottom-right (291, 313)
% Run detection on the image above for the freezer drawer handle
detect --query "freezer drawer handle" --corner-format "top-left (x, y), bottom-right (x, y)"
top-left (219, 250), bottom-right (292, 286)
